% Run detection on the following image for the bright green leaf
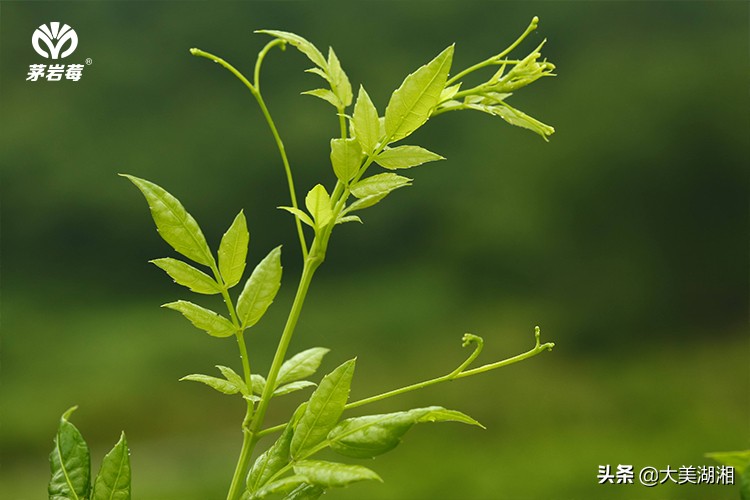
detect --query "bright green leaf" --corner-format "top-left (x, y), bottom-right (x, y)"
top-left (237, 246), bottom-right (283, 330)
top-left (291, 359), bottom-right (356, 460)
top-left (330, 138), bottom-right (363, 184)
top-left (375, 145), bottom-right (444, 170)
top-left (274, 380), bottom-right (317, 397)
top-left (251, 374), bottom-right (267, 395)
top-left (92, 432), bottom-right (131, 500)
top-left (283, 483), bottom-right (324, 500)
top-left (150, 258), bottom-right (221, 295)
top-left (328, 406), bottom-right (483, 458)
top-left (304, 67), bottom-right (330, 82)
top-left (247, 423), bottom-right (294, 492)
top-left (121, 175), bottom-right (215, 267)
top-left (278, 206), bottom-right (315, 228)
top-left (384, 45), bottom-right (454, 143)
top-left (305, 185), bottom-right (333, 229)
top-left (326, 47), bottom-right (353, 108)
top-left (473, 101), bottom-right (554, 140)
top-left (301, 89), bottom-right (341, 108)
top-left (256, 30), bottom-right (327, 70)
top-left (249, 476), bottom-right (309, 500)
top-left (336, 215), bottom-right (362, 225)
top-left (48, 406), bottom-right (91, 500)
top-left (217, 365), bottom-right (248, 396)
top-left (179, 374), bottom-right (240, 395)
top-left (352, 86), bottom-right (381, 154)
top-left (350, 173), bottom-right (412, 199)
top-left (277, 348), bottom-right (330, 388)
top-left (218, 211), bottom-right (249, 288)
top-left (440, 83), bottom-right (461, 102)
top-left (162, 300), bottom-right (237, 338)
top-left (707, 450), bottom-right (750, 474)
top-left (293, 461), bottom-right (381, 488)
top-left (344, 192), bottom-right (388, 213)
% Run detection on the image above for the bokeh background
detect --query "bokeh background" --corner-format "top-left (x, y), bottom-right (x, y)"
top-left (1, 2), bottom-right (747, 499)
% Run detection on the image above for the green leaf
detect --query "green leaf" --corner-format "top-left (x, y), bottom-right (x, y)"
top-left (251, 374), bottom-right (267, 395)
top-left (440, 83), bottom-right (461, 102)
top-left (278, 206), bottom-right (315, 228)
top-left (49, 406), bottom-right (91, 500)
top-left (162, 300), bottom-right (237, 338)
top-left (247, 423), bottom-right (294, 492)
top-left (274, 380), bottom-right (317, 397)
top-left (92, 432), bottom-right (131, 500)
top-left (216, 365), bottom-right (248, 396)
top-left (277, 347), bottom-right (331, 387)
top-left (293, 461), bottom-right (381, 488)
top-left (344, 192), bottom-right (388, 213)
top-left (330, 138), bottom-right (363, 184)
top-left (121, 175), bottom-right (215, 267)
top-left (328, 406), bottom-right (483, 459)
top-left (350, 173), bottom-right (412, 199)
top-left (237, 246), bottom-right (283, 330)
top-left (326, 47), bottom-right (353, 108)
top-left (742, 467), bottom-right (750, 500)
top-left (150, 258), bottom-right (221, 295)
top-left (304, 67), bottom-right (330, 82)
top-left (472, 101), bottom-right (554, 140)
top-left (283, 483), bottom-right (324, 500)
top-left (336, 215), bottom-right (362, 225)
top-left (301, 89), bottom-right (340, 108)
top-left (375, 145), bottom-right (445, 170)
top-left (304, 185), bottom-right (333, 229)
top-left (291, 359), bottom-right (356, 460)
top-left (218, 211), bottom-right (249, 288)
top-left (384, 45), bottom-right (454, 143)
top-left (706, 450), bottom-right (750, 474)
top-left (256, 30), bottom-right (327, 70)
top-left (249, 476), bottom-right (309, 499)
top-left (352, 86), bottom-right (381, 154)
top-left (179, 374), bottom-right (240, 395)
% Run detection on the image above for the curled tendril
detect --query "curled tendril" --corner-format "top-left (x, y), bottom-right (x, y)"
top-left (450, 333), bottom-right (485, 376)
top-left (535, 325), bottom-right (555, 351)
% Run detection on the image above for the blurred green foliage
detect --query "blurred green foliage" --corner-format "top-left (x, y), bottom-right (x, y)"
top-left (1, 2), bottom-right (747, 499)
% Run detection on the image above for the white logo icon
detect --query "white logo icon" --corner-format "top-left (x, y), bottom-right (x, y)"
top-left (32, 22), bottom-right (78, 59)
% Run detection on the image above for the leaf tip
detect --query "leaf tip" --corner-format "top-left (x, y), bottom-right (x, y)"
top-left (61, 405), bottom-right (78, 421)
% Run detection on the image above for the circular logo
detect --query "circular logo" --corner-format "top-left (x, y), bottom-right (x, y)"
top-left (32, 22), bottom-right (78, 59)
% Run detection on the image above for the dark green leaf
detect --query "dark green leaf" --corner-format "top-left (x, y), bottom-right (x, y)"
top-left (237, 246), bottom-right (283, 329)
top-left (293, 461), bottom-right (381, 488)
top-left (49, 406), bottom-right (91, 500)
top-left (150, 258), bottom-right (221, 295)
top-left (179, 373), bottom-right (240, 395)
top-left (278, 206), bottom-right (315, 228)
top-left (375, 145), bottom-right (444, 170)
top-left (247, 423), bottom-right (293, 492)
top-left (326, 47), bottom-right (352, 107)
top-left (352, 86), bottom-right (380, 154)
top-left (274, 380), bottom-right (317, 397)
top-left (328, 406), bottom-right (483, 458)
top-left (283, 483), bottom-right (324, 500)
top-left (291, 359), bottom-right (356, 460)
top-left (330, 138), bottom-right (363, 184)
top-left (350, 173), bottom-right (412, 199)
top-left (304, 185), bottom-right (333, 229)
top-left (384, 45), bottom-right (454, 143)
top-left (256, 30), bottom-right (327, 70)
top-left (92, 432), bottom-right (131, 500)
top-left (218, 211), bottom-right (249, 288)
top-left (121, 175), bottom-right (215, 267)
top-left (163, 300), bottom-right (237, 338)
top-left (277, 348), bottom-right (330, 387)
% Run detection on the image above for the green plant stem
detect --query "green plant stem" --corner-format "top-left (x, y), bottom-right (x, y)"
top-left (256, 331), bottom-right (554, 438)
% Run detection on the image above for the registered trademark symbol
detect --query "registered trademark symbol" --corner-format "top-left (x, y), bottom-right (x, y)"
top-left (85, 58), bottom-right (93, 65)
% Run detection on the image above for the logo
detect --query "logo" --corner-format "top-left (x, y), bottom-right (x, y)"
top-left (27, 22), bottom-right (90, 82)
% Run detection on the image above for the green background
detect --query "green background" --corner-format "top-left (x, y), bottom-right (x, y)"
top-left (1, 1), bottom-right (747, 499)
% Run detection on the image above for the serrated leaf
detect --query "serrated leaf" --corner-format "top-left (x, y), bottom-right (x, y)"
top-left (179, 374), bottom-right (240, 395)
top-left (218, 211), bottom-right (249, 288)
top-left (330, 138), bottom-right (363, 184)
top-left (328, 406), bottom-right (483, 459)
top-left (49, 406), bottom-right (91, 500)
top-left (162, 300), bottom-right (236, 338)
top-left (121, 175), bottom-right (215, 267)
top-left (283, 483), bottom-right (324, 500)
top-left (305, 185), bottom-right (333, 229)
top-left (352, 86), bottom-right (381, 154)
top-left (326, 47), bottom-right (352, 107)
top-left (293, 461), bottom-right (381, 488)
top-left (375, 145), bottom-right (444, 170)
top-left (336, 215), bottom-right (362, 225)
top-left (216, 365), bottom-right (248, 396)
top-left (301, 88), bottom-right (341, 108)
top-left (249, 476), bottom-right (309, 499)
top-left (247, 423), bottom-right (294, 493)
top-left (278, 206), bottom-right (314, 228)
top-left (256, 30), bottom-right (327, 70)
top-left (384, 45), bottom-right (454, 143)
top-left (237, 246), bottom-right (282, 330)
top-left (277, 348), bottom-right (330, 387)
top-left (350, 173), bottom-right (412, 199)
top-left (274, 380), bottom-right (317, 397)
top-left (150, 258), bottom-right (221, 295)
top-left (92, 432), bottom-right (131, 500)
top-left (291, 359), bottom-right (356, 460)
